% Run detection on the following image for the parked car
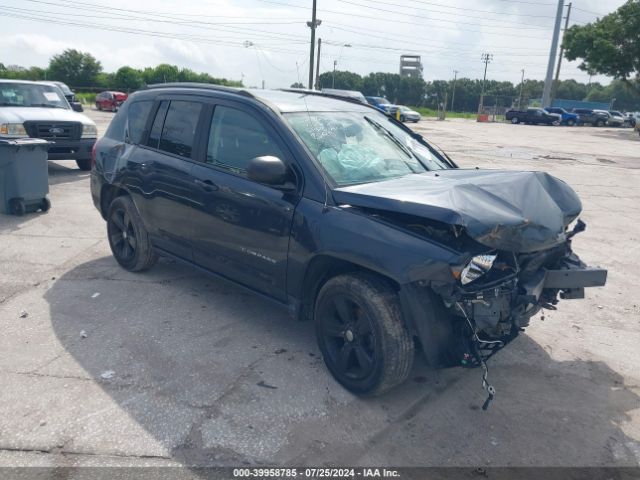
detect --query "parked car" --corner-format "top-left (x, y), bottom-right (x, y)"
top-left (0, 79), bottom-right (97, 170)
top-left (572, 108), bottom-right (609, 127)
top-left (321, 88), bottom-right (367, 104)
top-left (604, 110), bottom-right (626, 127)
top-left (544, 107), bottom-right (578, 126)
top-left (624, 112), bottom-right (638, 127)
top-left (91, 84), bottom-right (606, 397)
top-left (506, 108), bottom-right (559, 125)
top-left (365, 96), bottom-right (393, 114)
top-left (95, 91), bottom-right (128, 112)
top-left (397, 105), bottom-right (421, 122)
top-left (40, 81), bottom-right (84, 112)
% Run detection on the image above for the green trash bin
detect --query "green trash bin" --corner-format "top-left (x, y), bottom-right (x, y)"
top-left (0, 138), bottom-right (51, 216)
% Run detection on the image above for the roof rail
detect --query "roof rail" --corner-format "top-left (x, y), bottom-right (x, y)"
top-left (145, 82), bottom-right (254, 98)
top-left (279, 88), bottom-right (372, 108)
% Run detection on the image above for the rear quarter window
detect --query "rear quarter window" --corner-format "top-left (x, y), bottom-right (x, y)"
top-left (126, 100), bottom-right (153, 144)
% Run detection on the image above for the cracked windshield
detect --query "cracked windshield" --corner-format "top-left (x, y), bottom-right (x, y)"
top-left (285, 111), bottom-right (447, 185)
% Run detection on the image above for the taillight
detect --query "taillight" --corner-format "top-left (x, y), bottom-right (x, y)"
top-left (91, 141), bottom-right (98, 169)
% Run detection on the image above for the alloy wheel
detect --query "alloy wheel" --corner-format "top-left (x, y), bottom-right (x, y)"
top-left (319, 294), bottom-right (376, 380)
top-left (108, 208), bottom-right (137, 262)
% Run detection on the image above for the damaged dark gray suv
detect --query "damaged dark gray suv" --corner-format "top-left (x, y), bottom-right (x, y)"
top-left (91, 84), bottom-right (607, 399)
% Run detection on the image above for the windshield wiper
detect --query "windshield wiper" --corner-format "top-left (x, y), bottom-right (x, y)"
top-left (364, 116), bottom-right (415, 159)
top-left (30, 104), bottom-right (66, 109)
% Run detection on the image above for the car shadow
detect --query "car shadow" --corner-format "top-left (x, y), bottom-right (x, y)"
top-left (48, 161), bottom-right (90, 186)
top-left (42, 256), bottom-right (640, 468)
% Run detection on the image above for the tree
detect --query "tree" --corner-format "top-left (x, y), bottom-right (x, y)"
top-left (48, 49), bottom-right (102, 86)
top-left (564, 0), bottom-right (640, 92)
top-left (290, 82), bottom-right (304, 88)
top-left (318, 70), bottom-right (363, 91)
top-left (114, 66), bottom-right (143, 91)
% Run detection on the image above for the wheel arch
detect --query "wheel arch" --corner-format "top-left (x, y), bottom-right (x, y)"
top-left (297, 254), bottom-right (401, 323)
top-left (99, 184), bottom-right (130, 220)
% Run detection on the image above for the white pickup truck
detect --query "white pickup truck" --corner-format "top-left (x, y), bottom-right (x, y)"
top-left (0, 79), bottom-right (97, 170)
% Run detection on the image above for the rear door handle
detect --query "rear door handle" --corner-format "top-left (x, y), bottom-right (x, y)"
top-left (195, 178), bottom-right (217, 192)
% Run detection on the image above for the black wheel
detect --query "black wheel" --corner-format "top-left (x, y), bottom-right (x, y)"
top-left (9, 198), bottom-right (26, 216)
top-left (96, 103), bottom-right (101, 111)
top-left (107, 196), bottom-right (158, 272)
top-left (315, 272), bottom-right (414, 396)
top-left (596, 119), bottom-right (605, 127)
top-left (510, 117), bottom-right (519, 124)
top-left (567, 119), bottom-right (576, 126)
top-left (76, 159), bottom-right (91, 171)
top-left (400, 115), bottom-right (406, 122)
top-left (111, 104), bottom-right (117, 112)
top-left (40, 198), bottom-right (51, 213)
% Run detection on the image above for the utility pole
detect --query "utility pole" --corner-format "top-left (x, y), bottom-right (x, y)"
top-left (478, 53), bottom-right (493, 115)
top-left (314, 38), bottom-right (322, 90)
top-left (551, 2), bottom-right (572, 104)
top-left (542, 0), bottom-right (564, 107)
top-left (518, 69), bottom-right (525, 108)
top-left (450, 70), bottom-right (458, 112)
top-left (307, 0), bottom-right (320, 90)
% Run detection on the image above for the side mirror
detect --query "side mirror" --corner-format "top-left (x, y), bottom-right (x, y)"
top-left (71, 102), bottom-right (84, 112)
top-left (247, 156), bottom-right (295, 191)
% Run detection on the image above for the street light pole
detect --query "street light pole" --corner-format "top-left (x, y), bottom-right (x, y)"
top-left (332, 44), bottom-right (351, 89)
top-left (518, 69), bottom-right (525, 108)
top-left (450, 70), bottom-right (458, 112)
top-left (315, 38), bottom-right (322, 90)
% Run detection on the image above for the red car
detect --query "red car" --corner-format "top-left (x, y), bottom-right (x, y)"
top-left (95, 91), bottom-right (128, 112)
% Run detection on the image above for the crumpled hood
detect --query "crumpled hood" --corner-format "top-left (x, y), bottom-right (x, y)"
top-left (333, 169), bottom-right (582, 253)
top-left (0, 107), bottom-right (94, 125)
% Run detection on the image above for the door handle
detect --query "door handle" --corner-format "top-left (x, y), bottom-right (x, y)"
top-left (195, 178), bottom-right (217, 192)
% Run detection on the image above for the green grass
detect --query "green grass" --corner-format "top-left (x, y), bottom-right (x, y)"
top-left (76, 92), bottom-right (96, 104)
top-left (411, 107), bottom-right (478, 119)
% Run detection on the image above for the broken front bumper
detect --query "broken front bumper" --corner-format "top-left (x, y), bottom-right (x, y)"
top-left (399, 248), bottom-right (607, 367)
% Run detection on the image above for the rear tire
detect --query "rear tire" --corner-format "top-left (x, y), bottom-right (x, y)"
top-left (511, 117), bottom-right (519, 124)
top-left (96, 103), bottom-right (101, 111)
top-left (314, 272), bottom-right (414, 396)
top-left (596, 119), bottom-right (605, 127)
top-left (76, 159), bottom-right (91, 171)
top-left (567, 119), bottom-right (576, 126)
top-left (107, 196), bottom-right (158, 272)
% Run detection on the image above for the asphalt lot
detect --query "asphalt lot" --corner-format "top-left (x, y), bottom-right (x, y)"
top-left (1, 108), bottom-right (639, 469)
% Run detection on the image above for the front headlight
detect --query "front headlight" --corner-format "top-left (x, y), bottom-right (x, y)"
top-left (81, 124), bottom-right (98, 138)
top-left (0, 123), bottom-right (28, 138)
top-left (460, 254), bottom-right (497, 285)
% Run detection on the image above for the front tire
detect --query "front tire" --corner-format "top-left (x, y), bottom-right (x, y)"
top-left (510, 117), bottom-right (519, 124)
top-left (107, 196), bottom-right (158, 272)
top-left (76, 159), bottom-right (91, 171)
top-left (567, 119), bottom-right (576, 126)
top-left (315, 272), bottom-right (414, 396)
top-left (596, 119), bottom-right (605, 127)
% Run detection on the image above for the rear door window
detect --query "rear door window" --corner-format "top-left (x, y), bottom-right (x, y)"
top-left (158, 101), bottom-right (202, 158)
top-left (147, 100), bottom-right (169, 149)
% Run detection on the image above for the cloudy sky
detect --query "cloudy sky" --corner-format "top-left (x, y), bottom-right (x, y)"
top-left (0, 0), bottom-right (626, 88)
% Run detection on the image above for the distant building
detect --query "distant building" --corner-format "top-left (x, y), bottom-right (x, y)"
top-left (399, 55), bottom-right (423, 79)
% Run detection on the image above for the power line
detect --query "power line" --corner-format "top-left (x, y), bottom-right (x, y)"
top-left (253, 0), bottom-right (551, 39)
top-left (342, 0), bottom-right (555, 29)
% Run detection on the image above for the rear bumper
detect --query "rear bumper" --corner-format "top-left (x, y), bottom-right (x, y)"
top-left (46, 138), bottom-right (95, 160)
